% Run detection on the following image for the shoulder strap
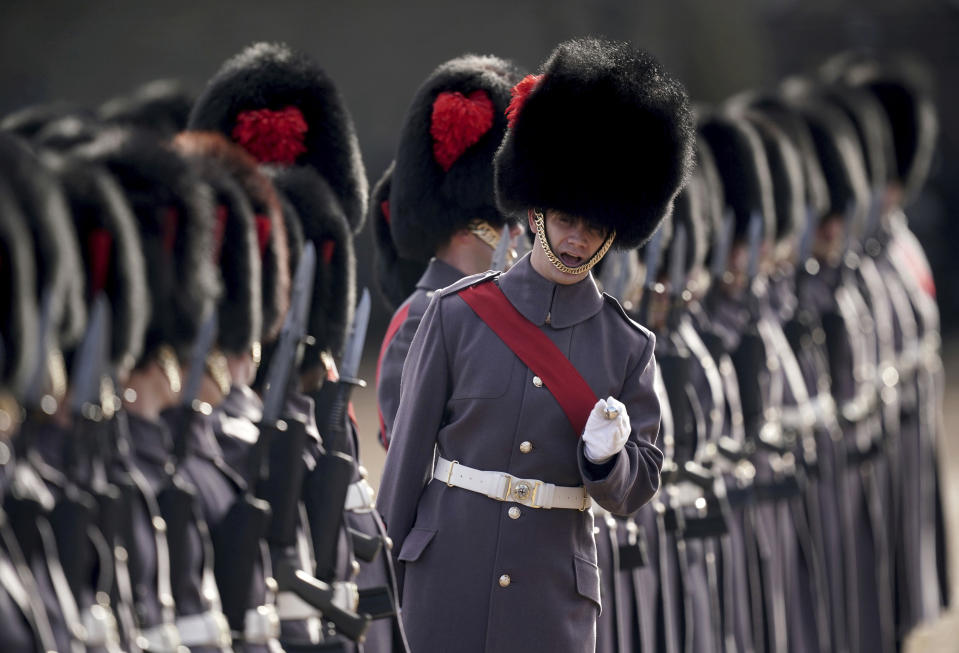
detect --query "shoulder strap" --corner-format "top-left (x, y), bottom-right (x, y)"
top-left (376, 301), bottom-right (412, 448)
top-left (459, 281), bottom-right (597, 436)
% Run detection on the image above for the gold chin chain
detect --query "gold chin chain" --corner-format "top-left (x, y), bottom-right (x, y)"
top-left (467, 219), bottom-right (501, 250)
top-left (155, 345), bottom-right (182, 395)
top-left (533, 210), bottom-right (615, 276)
top-left (205, 350), bottom-right (233, 397)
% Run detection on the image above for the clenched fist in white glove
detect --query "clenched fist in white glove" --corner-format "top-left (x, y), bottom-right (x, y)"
top-left (582, 396), bottom-right (631, 464)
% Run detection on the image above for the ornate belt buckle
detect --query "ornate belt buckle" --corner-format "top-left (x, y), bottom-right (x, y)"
top-left (512, 480), bottom-right (532, 503)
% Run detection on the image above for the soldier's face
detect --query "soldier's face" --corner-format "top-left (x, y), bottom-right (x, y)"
top-left (528, 209), bottom-right (609, 285)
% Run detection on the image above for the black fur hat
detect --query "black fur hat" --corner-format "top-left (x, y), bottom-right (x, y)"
top-left (189, 42), bottom-right (368, 235)
top-left (176, 132), bottom-right (290, 344)
top-left (371, 162), bottom-right (427, 311)
top-left (51, 158), bottom-right (150, 376)
top-left (0, 132), bottom-right (86, 347)
top-left (74, 128), bottom-right (220, 365)
top-left (390, 54), bottom-right (522, 261)
top-left (100, 79), bottom-right (194, 139)
top-left (494, 37), bottom-right (694, 249)
top-left (824, 56), bottom-right (937, 203)
top-left (0, 176), bottom-right (39, 398)
top-left (271, 166), bottom-right (355, 367)
top-left (697, 113), bottom-right (775, 241)
top-left (727, 92), bottom-right (830, 222)
top-left (1, 101), bottom-right (93, 140)
top-left (815, 84), bottom-right (895, 192)
top-left (742, 111), bottom-right (805, 243)
top-left (173, 133), bottom-right (263, 357)
top-left (789, 99), bottom-right (871, 226)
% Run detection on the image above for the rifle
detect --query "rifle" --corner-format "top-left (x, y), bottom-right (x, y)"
top-left (489, 224), bottom-right (511, 273)
top-left (251, 245), bottom-right (371, 642)
top-left (156, 309), bottom-right (217, 608)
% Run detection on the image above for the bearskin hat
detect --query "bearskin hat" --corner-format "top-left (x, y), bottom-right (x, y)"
top-left (741, 111), bottom-right (805, 243)
top-left (822, 55), bottom-right (937, 204)
top-left (389, 54), bottom-right (522, 261)
top-left (51, 158), bottom-right (150, 376)
top-left (788, 98), bottom-right (871, 227)
top-left (271, 166), bottom-right (355, 367)
top-left (173, 133), bottom-right (263, 357)
top-left (0, 176), bottom-right (39, 397)
top-left (0, 132), bottom-right (86, 347)
top-left (74, 128), bottom-right (220, 365)
top-left (100, 79), bottom-right (194, 139)
top-left (727, 92), bottom-right (830, 223)
top-left (177, 132), bottom-right (290, 344)
top-left (371, 162), bottom-right (427, 311)
top-left (188, 42), bottom-right (368, 235)
top-left (814, 83), bottom-right (895, 192)
top-left (697, 113), bottom-right (775, 241)
top-left (494, 37), bottom-right (694, 249)
top-left (1, 101), bottom-right (93, 140)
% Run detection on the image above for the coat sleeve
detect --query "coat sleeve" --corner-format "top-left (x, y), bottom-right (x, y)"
top-left (578, 332), bottom-right (663, 516)
top-left (376, 313), bottom-right (419, 447)
top-left (377, 293), bottom-right (451, 565)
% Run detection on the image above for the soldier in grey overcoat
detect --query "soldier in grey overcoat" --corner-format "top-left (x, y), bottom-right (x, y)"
top-left (378, 38), bottom-right (694, 653)
top-left (374, 54), bottom-right (525, 449)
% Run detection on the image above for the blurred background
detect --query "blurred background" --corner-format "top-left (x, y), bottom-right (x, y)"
top-left (2, 0), bottom-right (958, 646)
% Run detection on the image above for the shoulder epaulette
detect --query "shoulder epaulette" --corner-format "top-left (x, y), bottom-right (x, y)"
top-left (438, 270), bottom-right (501, 298)
top-left (602, 292), bottom-right (653, 338)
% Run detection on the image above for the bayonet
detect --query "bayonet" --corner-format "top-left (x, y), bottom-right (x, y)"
top-left (668, 223), bottom-right (688, 301)
top-left (261, 242), bottom-right (316, 426)
top-left (797, 205), bottom-right (819, 268)
top-left (489, 224), bottom-right (510, 272)
top-left (68, 295), bottom-right (110, 417)
top-left (746, 211), bottom-right (763, 283)
top-left (711, 210), bottom-right (736, 282)
top-left (339, 288), bottom-right (370, 384)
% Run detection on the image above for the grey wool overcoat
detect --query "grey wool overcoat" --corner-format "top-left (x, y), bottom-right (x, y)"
top-left (378, 254), bottom-right (665, 653)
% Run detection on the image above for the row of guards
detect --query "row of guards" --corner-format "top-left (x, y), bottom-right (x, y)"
top-left (372, 44), bottom-right (946, 653)
top-left (0, 34), bottom-right (946, 653)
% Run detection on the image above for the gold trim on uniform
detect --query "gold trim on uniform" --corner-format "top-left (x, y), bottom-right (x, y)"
top-left (532, 210), bottom-right (614, 276)
top-left (205, 350), bottom-right (233, 397)
top-left (156, 345), bottom-right (182, 394)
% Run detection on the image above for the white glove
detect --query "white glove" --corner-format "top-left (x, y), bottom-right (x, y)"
top-left (582, 396), bottom-right (631, 464)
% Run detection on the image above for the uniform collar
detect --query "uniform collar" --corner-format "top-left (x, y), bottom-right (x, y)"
top-left (496, 253), bottom-right (604, 328)
top-left (417, 258), bottom-right (466, 292)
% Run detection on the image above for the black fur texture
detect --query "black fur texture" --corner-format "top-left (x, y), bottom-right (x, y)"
top-left (271, 166), bottom-right (355, 367)
top-left (791, 99), bottom-right (871, 226)
top-left (0, 132), bottom-right (86, 347)
top-left (52, 158), bottom-right (150, 374)
top-left (0, 176), bottom-right (39, 397)
top-left (744, 111), bottom-right (806, 242)
top-left (74, 128), bottom-right (220, 365)
top-left (174, 137), bottom-right (263, 357)
top-left (698, 113), bottom-right (776, 241)
top-left (494, 38), bottom-right (694, 249)
top-left (371, 162), bottom-right (427, 311)
top-left (189, 42), bottom-right (368, 234)
top-left (828, 58), bottom-right (938, 204)
top-left (100, 79), bottom-right (194, 139)
top-left (390, 54), bottom-right (522, 261)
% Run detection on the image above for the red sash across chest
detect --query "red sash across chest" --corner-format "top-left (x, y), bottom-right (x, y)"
top-left (376, 302), bottom-right (412, 448)
top-left (459, 280), bottom-right (597, 436)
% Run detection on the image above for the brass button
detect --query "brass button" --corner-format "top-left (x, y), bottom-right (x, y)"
top-left (532, 376), bottom-right (543, 387)
top-left (519, 441), bottom-right (533, 454)
top-left (508, 506), bottom-right (521, 520)
top-left (498, 574), bottom-right (511, 588)
top-left (513, 482), bottom-right (531, 501)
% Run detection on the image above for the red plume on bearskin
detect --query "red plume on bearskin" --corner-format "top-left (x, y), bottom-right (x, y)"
top-left (231, 106), bottom-right (309, 165)
top-left (87, 228), bottom-right (113, 295)
top-left (380, 200), bottom-right (390, 225)
top-left (430, 90), bottom-right (495, 172)
top-left (505, 74), bottom-right (543, 129)
top-left (254, 215), bottom-right (272, 258)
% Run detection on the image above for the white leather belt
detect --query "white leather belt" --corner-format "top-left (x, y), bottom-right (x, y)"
top-left (244, 604), bottom-right (281, 644)
top-left (175, 610), bottom-right (231, 648)
top-left (137, 622), bottom-right (181, 652)
top-left (344, 479), bottom-right (376, 512)
top-left (781, 394), bottom-right (836, 431)
top-left (81, 604), bottom-right (120, 648)
top-left (275, 581), bottom-right (359, 620)
top-left (433, 456), bottom-right (589, 511)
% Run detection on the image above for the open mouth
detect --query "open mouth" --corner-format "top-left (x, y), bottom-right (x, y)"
top-left (559, 253), bottom-right (584, 268)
